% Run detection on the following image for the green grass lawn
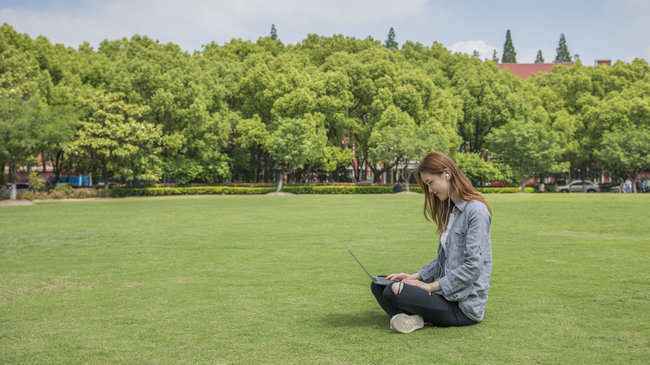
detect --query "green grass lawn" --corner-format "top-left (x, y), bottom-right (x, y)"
top-left (1, 194), bottom-right (648, 364)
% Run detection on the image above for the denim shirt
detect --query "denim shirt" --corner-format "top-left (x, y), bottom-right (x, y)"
top-left (417, 200), bottom-right (492, 322)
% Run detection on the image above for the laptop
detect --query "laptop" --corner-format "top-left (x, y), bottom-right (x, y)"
top-left (347, 248), bottom-right (395, 286)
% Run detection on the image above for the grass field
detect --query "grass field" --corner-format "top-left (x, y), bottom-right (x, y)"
top-left (1, 194), bottom-right (648, 364)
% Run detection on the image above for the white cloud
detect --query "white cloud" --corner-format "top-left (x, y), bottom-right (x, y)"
top-left (449, 40), bottom-right (499, 59)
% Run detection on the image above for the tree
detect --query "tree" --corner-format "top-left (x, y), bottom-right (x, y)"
top-left (597, 127), bottom-right (650, 193)
top-left (270, 24), bottom-right (278, 41)
top-left (0, 92), bottom-right (44, 200)
top-left (501, 30), bottom-right (516, 63)
top-left (67, 91), bottom-right (163, 188)
top-left (554, 33), bottom-right (571, 62)
top-left (0, 41), bottom-right (44, 199)
top-left (454, 152), bottom-right (510, 186)
top-left (472, 50), bottom-right (480, 58)
top-left (453, 59), bottom-right (525, 154)
top-left (385, 27), bottom-right (398, 51)
top-left (486, 119), bottom-right (568, 192)
top-left (265, 114), bottom-right (327, 191)
top-left (535, 50), bottom-right (544, 63)
top-left (492, 50), bottom-right (498, 63)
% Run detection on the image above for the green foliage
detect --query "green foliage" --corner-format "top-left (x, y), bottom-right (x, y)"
top-left (66, 90), bottom-right (163, 186)
top-left (266, 114), bottom-right (327, 190)
top-left (109, 186), bottom-right (275, 197)
top-left (597, 126), bottom-right (650, 189)
top-left (53, 183), bottom-right (71, 191)
top-left (105, 184), bottom-right (533, 197)
top-left (385, 27), bottom-right (398, 51)
top-left (477, 186), bottom-right (535, 193)
top-left (28, 171), bottom-right (45, 192)
top-left (21, 187), bottom-right (102, 200)
top-left (535, 50), bottom-right (544, 63)
top-left (501, 30), bottom-right (516, 63)
top-left (0, 22), bottom-right (647, 191)
top-left (270, 24), bottom-right (279, 41)
top-left (554, 33), bottom-right (571, 63)
top-left (487, 119), bottom-right (568, 191)
top-left (454, 152), bottom-right (509, 185)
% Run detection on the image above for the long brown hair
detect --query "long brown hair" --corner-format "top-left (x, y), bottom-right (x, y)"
top-left (415, 151), bottom-right (492, 234)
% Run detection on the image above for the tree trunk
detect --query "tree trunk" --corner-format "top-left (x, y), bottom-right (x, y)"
top-left (538, 175), bottom-right (545, 193)
top-left (102, 165), bottom-right (110, 190)
top-left (276, 170), bottom-right (285, 192)
top-left (9, 161), bottom-right (18, 200)
top-left (619, 179), bottom-right (624, 194)
top-left (405, 171), bottom-right (412, 192)
top-left (53, 150), bottom-right (63, 186)
top-left (520, 169), bottom-right (526, 192)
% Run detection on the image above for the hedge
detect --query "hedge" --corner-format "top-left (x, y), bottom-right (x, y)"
top-left (107, 185), bottom-right (533, 197)
top-left (477, 187), bottom-right (535, 193)
top-left (109, 186), bottom-right (276, 197)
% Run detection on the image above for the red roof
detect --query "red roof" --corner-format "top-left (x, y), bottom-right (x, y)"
top-left (498, 63), bottom-right (574, 79)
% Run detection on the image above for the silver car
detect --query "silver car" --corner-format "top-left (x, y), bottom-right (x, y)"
top-left (556, 180), bottom-right (600, 193)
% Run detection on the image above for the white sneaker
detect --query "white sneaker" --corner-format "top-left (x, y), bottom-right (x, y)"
top-left (389, 313), bottom-right (425, 334)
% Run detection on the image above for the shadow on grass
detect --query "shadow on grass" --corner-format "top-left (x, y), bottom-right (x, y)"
top-left (323, 310), bottom-right (388, 329)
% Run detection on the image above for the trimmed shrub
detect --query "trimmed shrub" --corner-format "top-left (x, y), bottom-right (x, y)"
top-left (477, 187), bottom-right (535, 193)
top-left (21, 188), bottom-right (102, 200)
top-left (107, 184), bottom-right (532, 197)
top-left (109, 186), bottom-right (276, 197)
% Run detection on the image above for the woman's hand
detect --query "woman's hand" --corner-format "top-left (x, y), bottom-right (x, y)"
top-left (386, 272), bottom-right (420, 282)
top-left (401, 279), bottom-right (442, 294)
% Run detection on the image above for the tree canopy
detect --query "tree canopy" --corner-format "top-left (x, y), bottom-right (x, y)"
top-left (1, 23), bottom-right (648, 194)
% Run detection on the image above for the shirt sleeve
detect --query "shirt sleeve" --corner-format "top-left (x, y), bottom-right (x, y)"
top-left (438, 204), bottom-right (491, 297)
top-left (417, 244), bottom-right (442, 282)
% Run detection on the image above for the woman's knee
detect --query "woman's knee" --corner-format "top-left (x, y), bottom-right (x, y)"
top-left (383, 282), bottom-right (403, 302)
top-left (391, 282), bottom-right (405, 295)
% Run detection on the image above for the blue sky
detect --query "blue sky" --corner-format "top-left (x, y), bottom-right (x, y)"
top-left (1, 0), bottom-right (648, 65)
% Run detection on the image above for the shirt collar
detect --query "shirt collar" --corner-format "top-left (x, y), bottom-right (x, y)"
top-left (454, 200), bottom-right (468, 212)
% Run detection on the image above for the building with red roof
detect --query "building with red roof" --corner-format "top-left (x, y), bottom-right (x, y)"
top-left (498, 62), bottom-right (574, 79)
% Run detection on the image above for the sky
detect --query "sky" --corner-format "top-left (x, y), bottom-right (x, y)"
top-left (1, 0), bottom-right (649, 65)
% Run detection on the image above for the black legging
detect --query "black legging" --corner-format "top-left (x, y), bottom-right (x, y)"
top-left (371, 281), bottom-right (477, 327)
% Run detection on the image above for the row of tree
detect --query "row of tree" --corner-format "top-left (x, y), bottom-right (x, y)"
top-left (499, 29), bottom-right (575, 64)
top-left (1, 23), bottom-right (648, 195)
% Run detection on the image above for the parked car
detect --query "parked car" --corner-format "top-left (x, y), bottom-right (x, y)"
top-left (555, 180), bottom-right (600, 193)
top-left (609, 185), bottom-right (623, 193)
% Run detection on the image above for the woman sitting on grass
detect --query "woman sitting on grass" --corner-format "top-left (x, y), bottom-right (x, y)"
top-left (371, 151), bottom-right (493, 333)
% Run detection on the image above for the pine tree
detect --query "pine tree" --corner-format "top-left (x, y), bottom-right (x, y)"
top-left (554, 33), bottom-right (571, 62)
top-left (492, 49), bottom-right (499, 63)
top-left (385, 27), bottom-right (398, 51)
top-left (270, 24), bottom-right (278, 41)
top-left (501, 29), bottom-right (517, 63)
top-left (472, 50), bottom-right (480, 58)
top-left (535, 50), bottom-right (545, 63)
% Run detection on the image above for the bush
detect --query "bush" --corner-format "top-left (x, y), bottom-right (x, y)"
top-left (54, 184), bottom-right (72, 192)
top-left (21, 188), bottom-right (102, 200)
top-left (477, 187), bottom-right (535, 193)
top-left (109, 186), bottom-right (276, 197)
top-left (106, 184), bottom-right (534, 197)
top-left (528, 184), bottom-right (555, 193)
top-left (29, 172), bottom-right (46, 192)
